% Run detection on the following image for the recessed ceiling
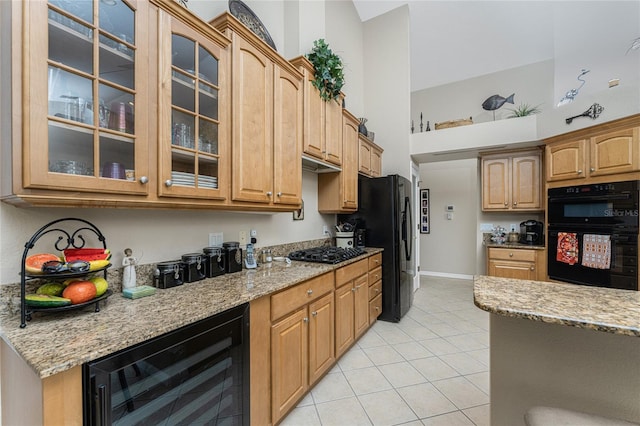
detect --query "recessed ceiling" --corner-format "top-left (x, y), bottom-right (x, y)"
top-left (352, 1), bottom-right (640, 92)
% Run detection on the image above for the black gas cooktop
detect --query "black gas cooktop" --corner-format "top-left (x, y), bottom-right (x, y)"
top-left (288, 246), bottom-right (366, 264)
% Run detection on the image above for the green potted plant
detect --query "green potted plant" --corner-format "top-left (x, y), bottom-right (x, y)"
top-left (306, 39), bottom-right (345, 102)
top-left (506, 103), bottom-right (541, 118)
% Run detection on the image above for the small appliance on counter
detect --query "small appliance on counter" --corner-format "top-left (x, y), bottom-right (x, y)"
top-left (519, 220), bottom-right (544, 245)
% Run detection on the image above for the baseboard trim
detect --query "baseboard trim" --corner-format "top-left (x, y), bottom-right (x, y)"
top-left (420, 271), bottom-right (474, 280)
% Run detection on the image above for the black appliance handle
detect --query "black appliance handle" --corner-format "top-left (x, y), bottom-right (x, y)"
top-left (402, 196), bottom-right (412, 261)
top-left (548, 193), bottom-right (631, 203)
top-left (97, 383), bottom-right (108, 426)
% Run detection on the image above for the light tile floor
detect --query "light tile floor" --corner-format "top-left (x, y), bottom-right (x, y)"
top-left (281, 276), bottom-right (490, 426)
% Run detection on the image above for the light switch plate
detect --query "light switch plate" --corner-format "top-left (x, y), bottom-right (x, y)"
top-left (208, 232), bottom-right (223, 247)
top-left (480, 223), bottom-right (493, 232)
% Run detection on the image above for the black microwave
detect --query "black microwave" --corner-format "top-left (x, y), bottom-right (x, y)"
top-left (547, 180), bottom-right (639, 230)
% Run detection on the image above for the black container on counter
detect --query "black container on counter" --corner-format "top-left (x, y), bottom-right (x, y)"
top-left (223, 241), bottom-right (243, 273)
top-left (154, 260), bottom-right (184, 289)
top-left (181, 253), bottom-right (207, 283)
top-left (203, 246), bottom-right (226, 278)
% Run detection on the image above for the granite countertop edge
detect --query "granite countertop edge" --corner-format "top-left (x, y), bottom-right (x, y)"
top-left (0, 248), bottom-right (383, 379)
top-left (484, 242), bottom-right (545, 250)
top-left (473, 275), bottom-right (640, 337)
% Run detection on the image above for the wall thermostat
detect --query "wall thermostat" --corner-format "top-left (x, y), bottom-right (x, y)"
top-left (446, 205), bottom-right (454, 212)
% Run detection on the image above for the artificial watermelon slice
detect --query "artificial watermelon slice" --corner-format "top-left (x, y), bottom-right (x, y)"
top-left (63, 248), bottom-right (111, 262)
top-left (25, 253), bottom-right (61, 275)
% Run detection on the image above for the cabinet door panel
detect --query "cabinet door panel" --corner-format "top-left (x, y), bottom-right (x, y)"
top-left (342, 116), bottom-right (359, 210)
top-left (335, 284), bottom-right (354, 358)
top-left (371, 146), bottom-right (383, 177)
top-left (354, 274), bottom-right (369, 339)
top-left (324, 98), bottom-right (343, 165)
top-left (231, 36), bottom-right (273, 203)
top-left (308, 293), bottom-right (335, 386)
top-left (273, 65), bottom-right (302, 205)
top-left (482, 158), bottom-right (509, 210)
top-left (271, 308), bottom-right (308, 423)
top-left (512, 155), bottom-right (540, 209)
top-left (302, 72), bottom-right (325, 159)
top-left (25, 0), bottom-right (149, 195)
top-left (589, 128), bottom-right (640, 176)
top-left (359, 138), bottom-right (372, 175)
top-left (546, 140), bottom-right (586, 182)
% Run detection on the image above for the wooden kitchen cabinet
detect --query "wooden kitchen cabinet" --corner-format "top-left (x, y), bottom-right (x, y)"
top-left (290, 56), bottom-right (344, 167)
top-left (270, 273), bottom-right (335, 424)
top-left (359, 134), bottom-right (384, 177)
top-left (335, 259), bottom-right (369, 357)
top-left (368, 253), bottom-right (383, 324)
top-left (317, 110), bottom-right (359, 213)
top-left (481, 149), bottom-right (542, 211)
top-left (211, 13), bottom-right (303, 208)
top-left (546, 117), bottom-right (640, 183)
top-left (487, 247), bottom-right (546, 281)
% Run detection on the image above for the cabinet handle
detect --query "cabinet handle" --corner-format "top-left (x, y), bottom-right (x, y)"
top-left (530, 266), bottom-right (535, 271)
top-left (375, 307), bottom-right (379, 311)
top-left (351, 287), bottom-right (356, 292)
top-left (165, 180), bottom-right (173, 187)
top-left (513, 202), bottom-right (517, 206)
top-left (277, 192), bottom-right (282, 197)
top-left (266, 191), bottom-right (273, 196)
top-left (139, 176), bottom-right (149, 184)
top-left (307, 289), bottom-right (313, 296)
top-left (375, 288), bottom-right (380, 293)
top-left (311, 311), bottom-right (317, 317)
top-left (504, 202), bottom-right (508, 206)
top-left (590, 167), bottom-right (595, 172)
top-left (509, 252), bottom-right (513, 257)
top-left (303, 317), bottom-right (309, 323)
top-left (577, 169), bottom-right (583, 174)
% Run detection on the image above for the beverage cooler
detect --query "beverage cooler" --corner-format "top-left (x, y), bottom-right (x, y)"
top-left (83, 303), bottom-right (249, 425)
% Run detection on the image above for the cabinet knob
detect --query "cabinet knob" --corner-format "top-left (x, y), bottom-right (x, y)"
top-left (139, 176), bottom-right (149, 184)
top-left (303, 317), bottom-right (309, 323)
top-left (307, 289), bottom-right (313, 295)
top-left (504, 202), bottom-right (508, 206)
top-left (513, 202), bottom-right (517, 206)
top-left (165, 180), bottom-right (173, 187)
top-left (375, 288), bottom-right (380, 293)
top-left (590, 167), bottom-right (595, 172)
top-left (351, 287), bottom-right (356, 292)
top-left (311, 311), bottom-right (317, 317)
top-left (577, 169), bottom-right (583, 174)
top-left (375, 307), bottom-right (380, 311)
top-left (266, 191), bottom-right (273, 196)
top-left (277, 192), bottom-right (282, 197)
top-left (509, 252), bottom-right (513, 257)
top-left (530, 266), bottom-right (535, 271)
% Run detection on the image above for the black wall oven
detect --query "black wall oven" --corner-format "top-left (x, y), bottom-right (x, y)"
top-left (547, 180), bottom-right (639, 290)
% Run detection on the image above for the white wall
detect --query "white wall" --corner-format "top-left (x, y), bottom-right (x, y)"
top-left (363, 5), bottom-right (412, 179)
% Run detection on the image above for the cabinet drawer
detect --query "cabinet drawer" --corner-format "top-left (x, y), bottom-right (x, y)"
top-left (369, 293), bottom-right (382, 324)
top-left (488, 247), bottom-right (536, 262)
top-left (369, 266), bottom-right (382, 284)
top-left (335, 259), bottom-right (368, 287)
top-left (271, 272), bottom-right (334, 321)
top-left (368, 253), bottom-right (382, 269)
top-left (369, 280), bottom-right (382, 301)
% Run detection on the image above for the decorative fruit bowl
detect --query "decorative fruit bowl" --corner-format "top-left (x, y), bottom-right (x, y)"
top-left (26, 290), bottom-right (113, 313)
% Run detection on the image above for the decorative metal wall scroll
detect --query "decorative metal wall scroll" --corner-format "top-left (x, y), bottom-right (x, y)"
top-left (565, 103), bottom-right (604, 125)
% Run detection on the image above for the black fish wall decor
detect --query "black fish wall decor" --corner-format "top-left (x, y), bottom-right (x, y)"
top-left (482, 93), bottom-right (515, 111)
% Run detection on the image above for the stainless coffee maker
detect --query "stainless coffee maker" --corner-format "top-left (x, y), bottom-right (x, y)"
top-left (519, 220), bottom-right (544, 245)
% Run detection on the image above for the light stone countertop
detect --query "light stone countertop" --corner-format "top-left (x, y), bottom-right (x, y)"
top-left (473, 275), bottom-right (640, 337)
top-left (0, 249), bottom-right (382, 379)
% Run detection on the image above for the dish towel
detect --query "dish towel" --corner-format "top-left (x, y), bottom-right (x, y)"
top-left (582, 234), bottom-right (611, 269)
top-left (556, 232), bottom-right (579, 265)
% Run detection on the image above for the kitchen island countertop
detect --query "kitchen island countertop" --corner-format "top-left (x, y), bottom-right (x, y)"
top-left (0, 248), bottom-right (383, 379)
top-left (473, 275), bottom-right (640, 337)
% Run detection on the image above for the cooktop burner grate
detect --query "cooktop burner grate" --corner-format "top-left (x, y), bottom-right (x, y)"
top-left (288, 246), bottom-right (366, 264)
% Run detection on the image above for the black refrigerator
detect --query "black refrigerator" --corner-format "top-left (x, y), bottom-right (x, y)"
top-left (339, 174), bottom-right (414, 322)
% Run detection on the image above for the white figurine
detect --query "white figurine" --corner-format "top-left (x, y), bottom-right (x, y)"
top-left (122, 248), bottom-right (137, 290)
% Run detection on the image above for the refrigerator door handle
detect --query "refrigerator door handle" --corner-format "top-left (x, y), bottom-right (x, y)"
top-left (403, 196), bottom-right (412, 261)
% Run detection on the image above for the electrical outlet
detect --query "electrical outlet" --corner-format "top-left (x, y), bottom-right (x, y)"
top-left (239, 231), bottom-right (247, 246)
top-left (510, 223), bottom-right (517, 232)
top-left (250, 229), bottom-right (257, 238)
top-left (323, 225), bottom-right (329, 236)
top-left (208, 232), bottom-right (223, 247)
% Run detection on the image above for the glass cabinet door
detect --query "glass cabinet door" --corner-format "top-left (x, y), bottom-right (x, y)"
top-left (24, 0), bottom-right (149, 194)
top-left (158, 13), bottom-right (228, 200)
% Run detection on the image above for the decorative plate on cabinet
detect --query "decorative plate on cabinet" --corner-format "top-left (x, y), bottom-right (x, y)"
top-left (229, 0), bottom-right (277, 51)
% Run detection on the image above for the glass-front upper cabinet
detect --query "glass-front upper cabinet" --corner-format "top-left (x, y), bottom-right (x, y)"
top-left (24, 0), bottom-right (149, 194)
top-left (157, 12), bottom-right (228, 201)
